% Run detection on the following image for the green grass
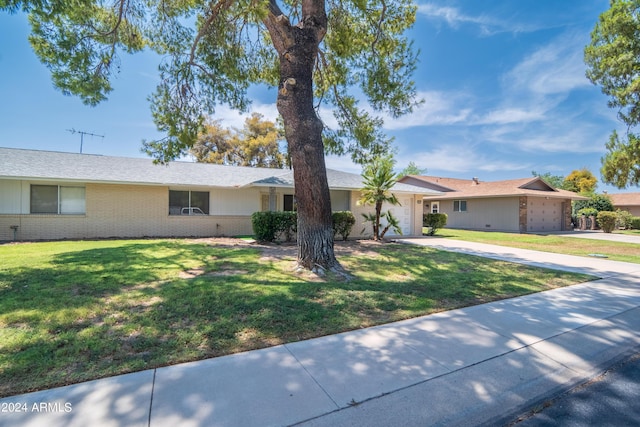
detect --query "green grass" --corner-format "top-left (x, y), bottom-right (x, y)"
top-left (0, 239), bottom-right (593, 397)
top-left (436, 229), bottom-right (640, 264)
top-left (615, 229), bottom-right (640, 236)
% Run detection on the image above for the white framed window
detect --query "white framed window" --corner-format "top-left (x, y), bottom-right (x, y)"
top-left (169, 190), bottom-right (210, 215)
top-left (431, 202), bottom-right (439, 213)
top-left (30, 185), bottom-right (86, 214)
top-left (454, 200), bottom-right (467, 212)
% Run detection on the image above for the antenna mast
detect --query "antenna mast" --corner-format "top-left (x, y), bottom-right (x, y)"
top-left (66, 128), bottom-right (105, 153)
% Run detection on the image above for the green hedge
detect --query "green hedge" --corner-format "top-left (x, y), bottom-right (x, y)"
top-left (251, 211), bottom-right (297, 242)
top-left (332, 211), bottom-right (356, 241)
top-left (631, 217), bottom-right (640, 230)
top-left (423, 213), bottom-right (447, 236)
top-left (252, 211), bottom-right (356, 242)
top-left (596, 211), bottom-right (617, 233)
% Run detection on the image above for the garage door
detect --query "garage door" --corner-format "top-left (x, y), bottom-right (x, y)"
top-left (527, 198), bottom-right (562, 232)
top-left (387, 197), bottom-right (413, 236)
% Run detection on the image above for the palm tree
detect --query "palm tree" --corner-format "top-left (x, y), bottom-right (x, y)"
top-left (359, 155), bottom-right (402, 240)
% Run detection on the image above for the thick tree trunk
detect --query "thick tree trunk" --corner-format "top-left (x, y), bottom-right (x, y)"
top-left (265, 3), bottom-right (341, 272)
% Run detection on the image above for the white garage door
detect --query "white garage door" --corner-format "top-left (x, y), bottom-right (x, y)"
top-left (387, 197), bottom-right (413, 236)
top-left (528, 198), bottom-right (562, 232)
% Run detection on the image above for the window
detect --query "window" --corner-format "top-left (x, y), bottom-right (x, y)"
top-left (431, 202), bottom-right (439, 214)
top-left (169, 190), bottom-right (209, 215)
top-left (454, 200), bottom-right (467, 212)
top-left (283, 194), bottom-right (297, 211)
top-left (30, 185), bottom-right (85, 214)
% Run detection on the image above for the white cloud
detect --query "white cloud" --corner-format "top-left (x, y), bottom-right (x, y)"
top-left (317, 106), bottom-right (340, 130)
top-left (473, 107), bottom-right (547, 126)
top-left (382, 90), bottom-right (472, 130)
top-left (397, 146), bottom-right (529, 174)
top-left (324, 154), bottom-right (362, 174)
top-left (210, 101), bottom-right (279, 129)
top-left (503, 32), bottom-right (591, 96)
top-left (417, 3), bottom-right (539, 35)
top-left (482, 114), bottom-right (607, 154)
top-left (417, 4), bottom-right (489, 28)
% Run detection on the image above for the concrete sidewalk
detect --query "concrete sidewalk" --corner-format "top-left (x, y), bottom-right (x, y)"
top-left (1, 239), bottom-right (639, 427)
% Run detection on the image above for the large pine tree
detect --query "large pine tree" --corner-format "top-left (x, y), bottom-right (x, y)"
top-left (2, 0), bottom-right (419, 270)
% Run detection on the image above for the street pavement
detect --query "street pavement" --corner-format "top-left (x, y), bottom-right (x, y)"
top-left (511, 352), bottom-right (640, 426)
top-left (1, 234), bottom-right (639, 427)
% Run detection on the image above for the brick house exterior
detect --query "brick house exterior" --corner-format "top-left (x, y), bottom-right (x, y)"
top-left (0, 148), bottom-right (437, 241)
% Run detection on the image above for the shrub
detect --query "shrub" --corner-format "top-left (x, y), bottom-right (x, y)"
top-left (276, 212), bottom-right (297, 242)
top-left (631, 217), bottom-right (640, 230)
top-left (597, 211), bottom-right (617, 233)
top-left (252, 211), bottom-right (277, 242)
top-left (615, 209), bottom-right (634, 229)
top-left (572, 194), bottom-right (614, 215)
top-left (332, 211), bottom-right (356, 241)
top-left (254, 211), bottom-right (357, 242)
top-left (251, 211), bottom-right (297, 242)
top-left (423, 213), bottom-right (447, 236)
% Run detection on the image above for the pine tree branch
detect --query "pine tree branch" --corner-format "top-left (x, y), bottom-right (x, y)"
top-left (264, 0), bottom-right (295, 54)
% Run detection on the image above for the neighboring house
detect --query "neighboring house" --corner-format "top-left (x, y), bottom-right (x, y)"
top-left (398, 175), bottom-right (588, 233)
top-left (608, 193), bottom-right (640, 217)
top-left (0, 147), bottom-right (439, 241)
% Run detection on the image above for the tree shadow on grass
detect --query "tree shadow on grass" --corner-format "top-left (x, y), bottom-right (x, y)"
top-left (0, 240), bottom-right (592, 398)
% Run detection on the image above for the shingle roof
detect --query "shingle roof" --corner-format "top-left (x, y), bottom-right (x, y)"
top-left (0, 147), bottom-right (439, 194)
top-left (400, 175), bottom-right (587, 200)
top-left (608, 192), bottom-right (640, 206)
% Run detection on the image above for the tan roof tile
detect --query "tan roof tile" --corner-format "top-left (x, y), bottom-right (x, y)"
top-left (608, 192), bottom-right (640, 206)
top-left (401, 175), bottom-right (587, 200)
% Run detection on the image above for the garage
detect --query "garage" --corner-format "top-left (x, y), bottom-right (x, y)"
top-left (387, 196), bottom-right (414, 236)
top-left (527, 197), bottom-right (563, 232)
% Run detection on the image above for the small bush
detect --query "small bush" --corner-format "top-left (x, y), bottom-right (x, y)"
top-left (251, 211), bottom-right (297, 242)
top-left (631, 217), bottom-right (640, 230)
top-left (615, 209), bottom-right (634, 229)
top-left (597, 211), bottom-right (617, 233)
top-left (423, 213), bottom-right (447, 236)
top-left (252, 211), bottom-right (277, 242)
top-left (332, 211), bottom-right (356, 241)
top-left (277, 212), bottom-right (297, 242)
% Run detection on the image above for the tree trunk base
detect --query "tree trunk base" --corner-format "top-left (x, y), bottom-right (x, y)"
top-left (294, 261), bottom-right (352, 281)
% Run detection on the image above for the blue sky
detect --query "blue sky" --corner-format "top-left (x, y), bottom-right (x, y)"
top-left (0, 0), bottom-right (633, 193)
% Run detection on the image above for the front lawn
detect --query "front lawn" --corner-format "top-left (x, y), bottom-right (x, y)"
top-left (0, 238), bottom-right (593, 397)
top-left (615, 229), bottom-right (640, 236)
top-left (438, 229), bottom-right (640, 264)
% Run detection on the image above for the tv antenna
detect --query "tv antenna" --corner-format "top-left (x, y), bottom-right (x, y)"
top-left (66, 128), bottom-right (104, 153)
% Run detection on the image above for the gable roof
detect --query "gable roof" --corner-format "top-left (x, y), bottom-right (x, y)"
top-left (0, 147), bottom-right (439, 195)
top-left (399, 175), bottom-right (587, 200)
top-left (608, 192), bottom-right (640, 207)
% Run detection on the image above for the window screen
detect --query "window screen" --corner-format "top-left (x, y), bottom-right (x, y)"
top-left (31, 185), bottom-right (58, 213)
top-left (169, 190), bottom-right (209, 215)
top-left (454, 200), bottom-right (467, 212)
top-left (60, 187), bottom-right (86, 214)
top-left (31, 185), bottom-right (86, 214)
